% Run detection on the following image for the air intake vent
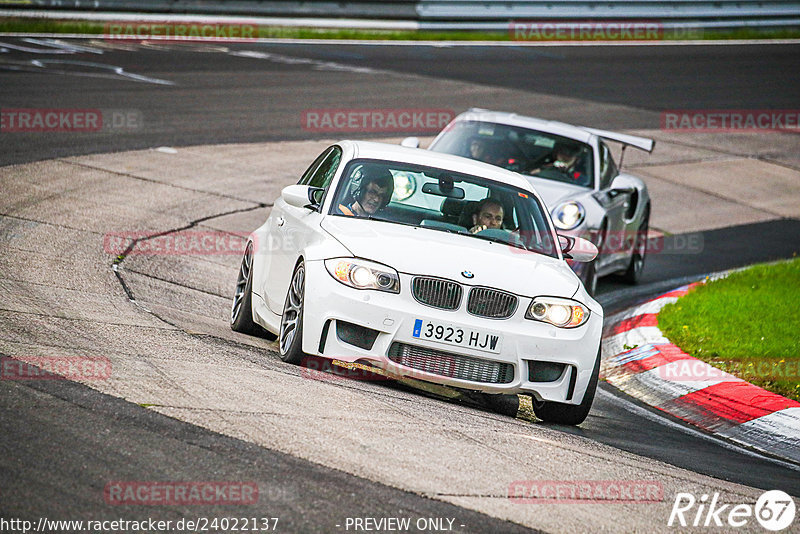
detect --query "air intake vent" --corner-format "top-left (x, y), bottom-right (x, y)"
top-left (388, 343), bottom-right (514, 384)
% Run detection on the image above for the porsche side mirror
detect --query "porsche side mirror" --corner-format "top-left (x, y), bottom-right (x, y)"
top-left (282, 184), bottom-right (323, 210)
top-left (401, 137), bottom-right (420, 148)
top-left (608, 175), bottom-right (635, 197)
top-left (558, 234), bottom-right (598, 262)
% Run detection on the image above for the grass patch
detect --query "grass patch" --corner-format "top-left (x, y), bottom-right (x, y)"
top-left (658, 258), bottom-right (800, 401)
top-left (0, 17), bottom-right (507, 40)
top-left (2, 17), bottom-right (800, 41)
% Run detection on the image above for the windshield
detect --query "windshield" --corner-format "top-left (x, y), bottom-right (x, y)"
top-left (328, 159), bottom-right (559, 258)
top-left (430, 120), bottom-right (595, 188)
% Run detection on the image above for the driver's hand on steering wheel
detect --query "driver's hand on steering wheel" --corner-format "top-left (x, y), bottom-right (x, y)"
top-left (469, 224), bottom-right (488, 234)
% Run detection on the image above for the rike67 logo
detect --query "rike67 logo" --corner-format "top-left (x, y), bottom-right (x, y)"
top-left (669, 490), bottom-right (796, 531)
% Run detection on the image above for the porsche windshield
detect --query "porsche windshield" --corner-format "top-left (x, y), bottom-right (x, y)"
top-left (328, 159), bottom-right (559, 258)
top-left (430, 120), bottom-right (594, 188)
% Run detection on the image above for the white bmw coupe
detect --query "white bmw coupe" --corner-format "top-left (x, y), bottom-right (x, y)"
top-left (230, 141), bottom-right (603, 424)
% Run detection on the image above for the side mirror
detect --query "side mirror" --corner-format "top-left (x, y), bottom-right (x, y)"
top-left (558, 235), bottom-right (598, 262)
top-left (608, 175), bottom-right (635, 197)
top-left (282, 184), bottom-right (324, 210)
top-left (401, 137), bottom-right (420, 148)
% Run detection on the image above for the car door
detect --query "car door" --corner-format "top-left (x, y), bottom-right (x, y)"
top-left (265, 145), bottom-right (342, 313)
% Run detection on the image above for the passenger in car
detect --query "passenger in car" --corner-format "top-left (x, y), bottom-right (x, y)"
top-left (469, 198), bottom-right (505, 234)
top-left (335, 167), bottom-right (394, 217)
top-left (468, 137), bottom-right (505, 166)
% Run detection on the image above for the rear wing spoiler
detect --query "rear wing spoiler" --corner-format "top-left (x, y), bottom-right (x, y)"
top-left (581, 127), bottom-right (655, 153)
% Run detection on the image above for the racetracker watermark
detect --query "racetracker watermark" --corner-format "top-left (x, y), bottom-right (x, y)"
top-left (301, 108), bottom-right (455, 133)
top-left (511, 230), bottom-right (703, 255)
top-left (1, 356), bottom-right (111, 381)
top-left (103, 22), bottom-right (258, 42)
top-left (661, 110), bottom-right (800, 132)
top-left (104, 231), bottom-right (249, 256)
top-left (509, 480), bottom-right (664, 503)
top-left (508, 21), bottom-right (703, 41)
top-left (668, 490), bottom-right (796, 530)
top-left (658, 359), bottom-right (800, 381)
top-left (104, 481), bottom-right (259, 505)
top-left (1, 109), bottom-right (142, 133)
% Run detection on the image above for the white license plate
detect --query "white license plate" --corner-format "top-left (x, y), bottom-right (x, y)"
top-left (411, 319), bottom-right (502, 354)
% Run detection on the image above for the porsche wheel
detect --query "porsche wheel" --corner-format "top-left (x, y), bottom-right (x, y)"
top-left (279, 261), bottom-right (306, 364)
top-left (581, 221), bottom-right (604, 296)
top-left (621, 207), bottom-right (649, 284)
top-left (582, 261), bottom-right (598, 297)
top-left (532, 347), bottom-right (600, 425)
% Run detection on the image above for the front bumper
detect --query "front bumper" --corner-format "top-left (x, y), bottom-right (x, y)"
top-left (301, 260), bottom-right (602, 404)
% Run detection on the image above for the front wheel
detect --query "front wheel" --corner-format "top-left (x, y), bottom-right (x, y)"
top-left (620, 208), bottom-right (650, 284)
top-left (532, 347), bottom-right (600, 425)
top-left (279, 261), bottom-right (306, 364)
top-left (581, 260), bottom-right (598, 297)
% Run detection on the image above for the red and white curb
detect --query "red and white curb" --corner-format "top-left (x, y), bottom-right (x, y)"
top-left (602, 282), bottom-right (800, 464)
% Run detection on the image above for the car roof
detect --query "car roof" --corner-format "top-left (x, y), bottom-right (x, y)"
top-left (452, 109), bottom-right (595, 144)
top-left (341, 140), bottom-right (537, 193)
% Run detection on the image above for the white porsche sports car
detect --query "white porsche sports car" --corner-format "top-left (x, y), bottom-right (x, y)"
top-left (406, 109), bottom-right (655, 295)
top-left (230, 141), bottom-right (603, 424)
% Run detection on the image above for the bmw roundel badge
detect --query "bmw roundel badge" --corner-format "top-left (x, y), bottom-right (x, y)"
top-left (461, 270), bottom-right (474, 279)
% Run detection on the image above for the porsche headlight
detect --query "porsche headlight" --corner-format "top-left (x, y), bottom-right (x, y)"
top-left (325, 258), bottom-right (400, 293)
top-left (526, 296), bottom-right (590, 328)
top-left (552, 201), bottom-right (585, 230)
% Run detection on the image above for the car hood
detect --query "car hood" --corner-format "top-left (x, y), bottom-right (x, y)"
top-left (321, 216), bottom-right (580, 298)
top-left (521, 176), bottom-right (592, 210)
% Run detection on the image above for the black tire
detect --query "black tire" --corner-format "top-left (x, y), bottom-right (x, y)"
top-left (278, 261), bottom-right (306, 364)
top-left (532, 347), bottom-right (601, 425)
top-left (581, 260), bottom-right (598, 297)
top-left (230, 242), bottom-right (276, 339)
top-left (620, 207), bottom-right (650, 284)
top-left (581, 220), bottom-right (606, 296)
top-left (481, 393), bottom-right (521, 417)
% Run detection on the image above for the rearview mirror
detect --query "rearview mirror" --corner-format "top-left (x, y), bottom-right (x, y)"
top-left (421, 182), bottom-right (465, 199)
top-left (401, 137), bottom-right (420, 148)
top-left (558, 235), bottom-right (598, 262)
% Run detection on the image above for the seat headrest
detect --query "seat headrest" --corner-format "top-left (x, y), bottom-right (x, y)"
top-left (441, 197), bottom-right (466, 218)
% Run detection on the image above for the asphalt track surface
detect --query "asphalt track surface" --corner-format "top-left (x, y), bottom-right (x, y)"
top-left (1, 38), bottom-right (800, 531)
top-left (2, 40), bottom-right (799, 166)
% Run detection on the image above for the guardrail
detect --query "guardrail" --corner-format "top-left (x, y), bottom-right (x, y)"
top-left (18, 1), bottom-right (418, 19)
top-left (10, 0), bottom-right (800, 25)
top-left (419, 0), bottom-right (800, 20)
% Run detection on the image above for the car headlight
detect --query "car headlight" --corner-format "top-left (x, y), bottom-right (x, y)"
top-left (324, 258), bottom-right (400, 293)
top-left (525, 296), bottom-right (590, 328)
top-left (552, 201), bottom-right (585, 230)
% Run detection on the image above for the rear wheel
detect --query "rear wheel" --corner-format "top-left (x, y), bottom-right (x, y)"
top-left (230, 242), bottom-right (276, 339)
top-left (620, 207), bottom-right (650, 284)
top-left (532, 347), bottom-right (600, 425)
top-left (279, 261), bottom-right (306, 364)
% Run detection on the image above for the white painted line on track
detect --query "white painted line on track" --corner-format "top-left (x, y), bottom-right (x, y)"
top-left (597, 387), bottom-right (800, 472)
